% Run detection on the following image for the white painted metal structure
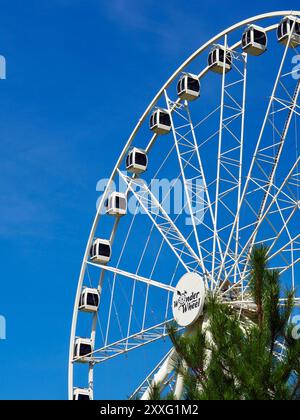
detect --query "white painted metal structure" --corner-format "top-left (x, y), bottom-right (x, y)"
top-left (69, 12), bottom-right (300, 400)
top-left (73, 387), bottom-right (92, 401)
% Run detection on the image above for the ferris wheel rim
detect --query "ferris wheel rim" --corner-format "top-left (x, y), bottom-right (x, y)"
top-left (69, 10), bottom-right (300, 400)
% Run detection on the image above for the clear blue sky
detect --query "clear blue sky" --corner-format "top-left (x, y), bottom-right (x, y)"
top-left (0, 0), bottom-right (299, 400)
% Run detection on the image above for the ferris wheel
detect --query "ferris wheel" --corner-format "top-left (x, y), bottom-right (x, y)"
top-left (69, 11), bottom-right (300, 400)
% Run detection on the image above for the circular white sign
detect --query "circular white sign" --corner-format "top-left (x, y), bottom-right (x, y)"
top-left (172, 273), bottom-right (206, 327)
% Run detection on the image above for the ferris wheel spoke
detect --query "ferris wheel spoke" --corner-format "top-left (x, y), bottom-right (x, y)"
top-left (211, 42), bottom-right (248, 284)
top-left (243, 182), bottom-right (298, 241)
top-left (73, 320), bottom-right (178, 365)
top-left (118, 169), bottom-right (215, 287)
top-left (165, 90), bottom-right (206, 266)
top-left (254, 208), bottom-right (298, 255)
top-left (268, 202), bottom-right (298, 249)
top-left (164, 91), bottom-right (230, 283)
top-left (268, 233), bottom-right (300, 261)
top-left (240, 162), bottom-right (300, 281)
top-left (130, 349), bottom-right (177, 400)
top-left (280, 257), bottom-right (300, 276)
top-left (139, 351), bottom-right (184, 401)
top-left (100, 214), bottom-right (188, 352)
top-left (138, 200), bottom-right (204, 332)
top-left (217, 37), bottom-right (300, 285)
top-left (130, 349), bottom-right (175, 400)
top-left (268, 232), bottom-right (300, 288)
top-left (87, 262), bottom-right (175, 293)
top-left (185, 102), bottom-right (232, 281)
top-left (220, 156), bottom-right (300, 294)
top-left (247, 78), bottom-right (300, 238)
top-left (278, 297), bottom-right (300, 307)
top-left (212, 36), bottom-right (227, 280)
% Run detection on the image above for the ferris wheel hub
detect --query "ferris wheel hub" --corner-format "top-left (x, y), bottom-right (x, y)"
top-left (172, 272), bottom-right (206, 327)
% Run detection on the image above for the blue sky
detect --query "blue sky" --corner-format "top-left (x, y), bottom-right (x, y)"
top-left (0, 0), bottom-right (299, 400)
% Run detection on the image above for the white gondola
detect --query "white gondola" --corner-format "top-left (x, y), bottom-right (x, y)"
top-left (79, 288), bottom-right (100, 313)
top-left (277, 16), bottom-right (300, 48)
top-left (150, 109), bottom-right (171, 135)
top-left (242, 25), bottom-right (268, 56)
top-left (208, 45), bottom-right (233, 74)
top-left (105, 192), bottom-right (127, 216)
top-left (177, 73), bottom-right (200, 101)
top-left (90, 238), bottom-right (111, 264)
top-left (73, 388), bottom-right (92, 401)
top-left (74, 338), bottom-right (93, 362)
top-left (126, 148), bottom-right (148, 174)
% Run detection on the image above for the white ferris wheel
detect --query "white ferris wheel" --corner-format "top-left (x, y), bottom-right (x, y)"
top-left (69, 11), bottom-right (300, 400)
